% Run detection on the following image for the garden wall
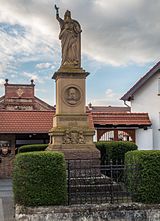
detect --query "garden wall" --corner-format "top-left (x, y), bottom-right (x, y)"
top-left (15, 203), bottom-right (160, 221)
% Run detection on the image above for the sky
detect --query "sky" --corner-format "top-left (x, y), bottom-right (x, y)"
top-left (0, 0), bottom-right (160, 107)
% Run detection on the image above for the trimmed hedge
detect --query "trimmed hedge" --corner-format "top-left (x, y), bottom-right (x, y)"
top-left (125, 150), bottom-right (160, 204)
top-left (96, 141), bottom-right (138, 164)
top-left (13, 151), bottom-right (67, 206)
top-left (18, 144), bottom-right (48, 153)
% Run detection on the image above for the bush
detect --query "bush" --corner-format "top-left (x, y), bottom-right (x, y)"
top-left (96, 141), bottom-right (137, 164)
top-left (18, 144), bottom-right (48, 153)
top-left (13, 151), bottom-right (67, 206)
top-left (125, 150), bottom-right (160, 204)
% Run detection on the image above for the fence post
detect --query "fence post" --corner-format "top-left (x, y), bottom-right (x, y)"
top-left (67, 160), bottom-right (70, 205)
top-left (110, 159), bottom-right (114, 204)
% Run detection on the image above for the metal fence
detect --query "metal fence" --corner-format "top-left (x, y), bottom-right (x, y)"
top-left (67, 159), bottom-right (140, 205)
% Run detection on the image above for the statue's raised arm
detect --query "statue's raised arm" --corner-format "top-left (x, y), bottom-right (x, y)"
top-left (55, 8), bottom-right (82, 69)
top-left (54, 4), bottom-right (59, 18)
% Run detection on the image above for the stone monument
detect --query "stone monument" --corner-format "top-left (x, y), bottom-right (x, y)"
top-left (47, 6), bottom-right (100, 160)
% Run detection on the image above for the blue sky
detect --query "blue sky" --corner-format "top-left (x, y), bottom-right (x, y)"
top-left (0, 0), bottom-right (160, 106)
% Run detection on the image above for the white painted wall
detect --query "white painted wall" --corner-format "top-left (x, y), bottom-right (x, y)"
top-left (93, 129), bottom-right (97, 142)
top-left (136, 128), bottom-right (153, 150)
top-left (131, 72), bottom-right (160, 150)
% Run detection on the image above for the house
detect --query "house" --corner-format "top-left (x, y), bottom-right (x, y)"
top-left (121, 61), bottom-right (160, 150)
top-left (0, 79), bottom-right (55, 177)
top-left (0, 79), bottom-right (55, 148)
top-left (88, 104), bottom-right (151, 143)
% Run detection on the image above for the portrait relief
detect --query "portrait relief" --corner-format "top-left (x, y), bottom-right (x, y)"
top-left (64, 86), bottom-right (81, 105)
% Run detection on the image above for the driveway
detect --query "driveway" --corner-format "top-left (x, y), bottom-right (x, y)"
top-left (0, 179), bottom-right (14, 221)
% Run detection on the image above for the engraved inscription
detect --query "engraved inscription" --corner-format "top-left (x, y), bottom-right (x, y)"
top-left (68, 122), bottom-right (78, 127)
top-left (59, 117), bottom-right (86, 121)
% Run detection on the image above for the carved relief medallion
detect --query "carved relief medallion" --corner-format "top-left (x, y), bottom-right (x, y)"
top-left (64, 86), bottom-right (81, 105)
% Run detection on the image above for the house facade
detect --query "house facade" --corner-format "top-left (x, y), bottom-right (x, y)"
top-left (121, 61), bottom-right (160, 150)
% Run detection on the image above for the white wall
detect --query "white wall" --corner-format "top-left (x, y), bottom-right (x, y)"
top-left (131, 72), bottom-right (160, 150)
top-left (93, 129), bottom-right (97, 142)
top-left (136, 128), bottom-right (153, 150)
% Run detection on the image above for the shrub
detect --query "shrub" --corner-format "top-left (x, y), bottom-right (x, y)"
top-left (125, 150), bottom-right (160, 204)
top-left (13, 151), bottom-right (67, 206)
top-left (96, 141), bottom-right (137, 164)
top-left (18, 144), bottom-right (48, 153)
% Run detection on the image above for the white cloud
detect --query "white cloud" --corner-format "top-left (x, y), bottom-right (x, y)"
top-left (36, 62), bottom-right (52, 69)
top-left (22, 72), bottom-right (39, 82)
top-left (60, 0), bottom-right (160, 65)
top-left (0, 78), bottom-right (5, 87)
top-left (0, 0), bottom-right (160, 76)
top-left (90, 88), bottom-right (124, 106)
top-left (0, 0), bottom-right (59, 77)
top-left (35, 88), bottom-right (47, 93)
top-left (21, 71), bottom-right (51, 84)
top-left (0, 64), bottom-right (5, 77)
top-left (105, 89), bottom-right (116, 98)
top-left (0, 25), bottom-right (57, 77)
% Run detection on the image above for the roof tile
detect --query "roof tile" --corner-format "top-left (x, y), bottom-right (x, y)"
top-left (0, 110), bottom-right (151, 134)
top-left (92, 112), bottom-right (151, 126)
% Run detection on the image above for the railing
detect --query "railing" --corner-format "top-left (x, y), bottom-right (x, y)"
top-left (67, 159), bottom-right (140, 205)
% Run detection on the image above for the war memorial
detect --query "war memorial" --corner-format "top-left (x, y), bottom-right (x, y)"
top-left (1, 5), bottom-right (160, 221)
top-left (47, 5), bottom-right (100, 160)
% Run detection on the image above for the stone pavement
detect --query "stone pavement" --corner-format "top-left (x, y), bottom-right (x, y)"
top-left (0, 179), bottom-right (14, 221)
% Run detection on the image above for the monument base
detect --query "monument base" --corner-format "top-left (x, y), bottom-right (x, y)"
top-left (47, 126), bottom-right (100, 161)
top-left (47, 143), bottom-right (101, 176)
top-left (47, 143), bottom-right (100, 160)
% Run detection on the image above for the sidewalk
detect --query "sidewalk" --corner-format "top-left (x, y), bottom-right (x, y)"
top-left (0, 179), bottom-right (14, 221)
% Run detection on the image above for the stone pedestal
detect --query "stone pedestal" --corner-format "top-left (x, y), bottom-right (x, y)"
top-left (47, 67), bottom-right (100, 160)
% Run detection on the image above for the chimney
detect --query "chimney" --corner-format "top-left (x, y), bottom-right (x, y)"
top-left (88, 102), bottom-right (92, 110)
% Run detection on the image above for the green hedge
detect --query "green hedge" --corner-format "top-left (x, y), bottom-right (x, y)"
top-left (96, 141), bottom-right (137, 164)
top-left (13, 151), bottom-right (67, 206)
top-left (18, 144), bottom-right (48, 153)
top-left (125, 150), bottom-right (160, 204)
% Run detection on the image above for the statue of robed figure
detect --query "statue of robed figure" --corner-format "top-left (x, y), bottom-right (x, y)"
top-left (55, 5), bottom-right (82, 68)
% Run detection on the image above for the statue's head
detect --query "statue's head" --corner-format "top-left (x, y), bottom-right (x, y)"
top-left (64, 10), bottom-right (71, 20)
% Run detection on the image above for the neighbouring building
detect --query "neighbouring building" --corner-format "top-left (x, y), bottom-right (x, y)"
top-left (121, 61), bottom-right (160, 150)
top-left (91, 106), bottom-right (151, 143)
top-left (0, 78), bottom-right (152, 178)
top-left (0, 79), bottom-right (55, 177)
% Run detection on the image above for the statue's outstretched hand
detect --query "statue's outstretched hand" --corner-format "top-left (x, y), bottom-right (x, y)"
top-left (54, 4), bottom-right (59, 15)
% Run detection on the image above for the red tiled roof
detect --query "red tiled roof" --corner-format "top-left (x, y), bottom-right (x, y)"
top-left (0, 110), bottom-right (94, 133)
top-left (92, 112), bottom-right (151, 126)
top-left (89, 106), bottom-right (130, 112)
top-left (0, 111), bottom-right (54, 133)
top-left (0, 110), bottom-right (151, 133)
